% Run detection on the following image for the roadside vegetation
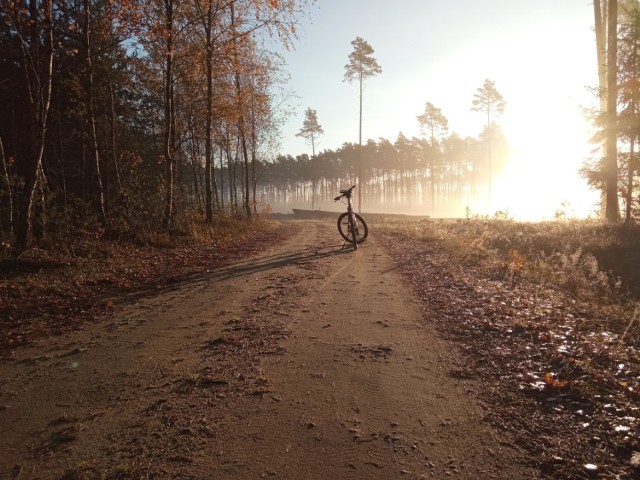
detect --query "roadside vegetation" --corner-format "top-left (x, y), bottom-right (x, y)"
top-left (376, 216), bottom-right (640, 478)
top-left (380, 215), bottom-right (640, 322)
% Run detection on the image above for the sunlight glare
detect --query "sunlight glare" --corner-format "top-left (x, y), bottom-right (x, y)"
top-left (492, 104), bottom-right (599, 221)
top-left (479, 23), bottom-right (599, 221)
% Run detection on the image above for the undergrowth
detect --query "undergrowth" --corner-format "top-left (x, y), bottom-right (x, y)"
top-left (377, 217), bottom-right (640, 336)
top-left (7, 209), bottom-right (279, 262)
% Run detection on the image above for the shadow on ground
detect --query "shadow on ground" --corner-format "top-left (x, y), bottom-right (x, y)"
top-left (209, 243), bottom-right (353, 282)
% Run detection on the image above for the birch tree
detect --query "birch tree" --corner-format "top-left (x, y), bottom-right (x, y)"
top-left (4, 0), bottom-right (55, 248)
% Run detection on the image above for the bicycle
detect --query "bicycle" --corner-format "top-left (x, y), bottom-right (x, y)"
top-left (334, 185), bottom-right (368, 250)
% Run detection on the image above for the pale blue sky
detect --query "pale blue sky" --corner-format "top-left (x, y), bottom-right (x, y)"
top-left (270, 1), bottom-right (600, 218)
top-left (277, 0), bottom-right (596, 153)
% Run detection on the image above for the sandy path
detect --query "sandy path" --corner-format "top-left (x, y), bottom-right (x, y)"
top-left (0, 220), bottom-right (535, 479)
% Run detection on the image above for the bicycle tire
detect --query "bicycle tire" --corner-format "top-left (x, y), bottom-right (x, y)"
top-left (337, 212), bottom-right (369, 244)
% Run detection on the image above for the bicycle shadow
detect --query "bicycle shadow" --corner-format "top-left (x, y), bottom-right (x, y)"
top-left (209, 243), bottom-right (353, 283)
top-left (111, 242), bottom-right (355, 305)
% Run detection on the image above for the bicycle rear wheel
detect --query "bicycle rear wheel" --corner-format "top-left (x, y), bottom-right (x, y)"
top-left (337, 213), bottom-right (368, 244)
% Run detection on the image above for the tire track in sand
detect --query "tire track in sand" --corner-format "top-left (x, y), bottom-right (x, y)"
top-left (245, 219), bottom-right (537, 480)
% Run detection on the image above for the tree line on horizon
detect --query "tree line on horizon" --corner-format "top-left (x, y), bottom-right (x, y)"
top-left (267, 122), bottom-right (508, 217)
top-left (289, 2), bottom-right (640, 223)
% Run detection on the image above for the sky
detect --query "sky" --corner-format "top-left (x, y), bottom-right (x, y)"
top-left (272, 0), bottom-right (601, 219)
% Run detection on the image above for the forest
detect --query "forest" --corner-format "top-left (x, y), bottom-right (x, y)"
top-left (0, 0), bottom-right (639, 254)
top-left (0, 0), bottom-right (309, 252)
top-left (261, 131), bottom-right (509, 216)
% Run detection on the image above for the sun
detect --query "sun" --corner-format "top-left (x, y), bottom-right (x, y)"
top-left (490, 103), bottom-right (600, 221)
top-left (462, 15), bottom-right (601, 221)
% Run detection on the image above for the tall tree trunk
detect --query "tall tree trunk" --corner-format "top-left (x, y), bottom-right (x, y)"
top-left (15, 0), bottom-right (54, 249)
top-left (594, 0), bottom-right (608, 113)
top-left (226, 134), bottom-right (237, 210)
top-left (0, 137), bottom-right (13, 235)
top-left (204, 0), bottom-right (215, 223)
top-left (626, 137), bottom-right (634, 222)
top-left (249, 86), bottom-right (258, 215)
top-left (240, 124), bottom-right (250, 218)
top-left (358, 69), bottom-right (363, 212)
top-left (605, 0), bottom-right (619, 222)
top-left (56, 110), bottom-right (68, 208)
top-left (162, 0), bottom-right (175, 231)
top-left (109, 81), bottom-right (126, 212)
top-left (212, 147), bottom-right (220, 211)
top-left (227, 140), bottom-right (233, 209)
top-left (219, 147), bottom-right (225, 210)
top-left (428, 137), bottom-right (436, 211)
top-left (594, 0), bottom-right (609, 218)
top-left (189, 131), bottom-right (202, 211)
top-left (229, 3), bottom-right (251, 219)
top-left (35, 162), bottom-right (47, 237)
top-left (487, 111), bottom-right (492, 208)
top-left (84, 0), bottom-right (107, 227)
top-left (204, 89), bottom-right (214, 222)
top-left (251, 148), bottom-right (257, 215)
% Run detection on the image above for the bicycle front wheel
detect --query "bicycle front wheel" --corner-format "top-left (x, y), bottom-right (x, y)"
top-left (337, 212), bottom-right (369, 244)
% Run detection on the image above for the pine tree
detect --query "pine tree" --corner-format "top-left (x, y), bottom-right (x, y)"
top-left (344, 36), bottom-right (382, 212)
top-left (417, 102), bottom-right (448, 211)
top-left (296, 108), bottom-right (324, 209)
top-left (471, 79), bottom-right (505, 208)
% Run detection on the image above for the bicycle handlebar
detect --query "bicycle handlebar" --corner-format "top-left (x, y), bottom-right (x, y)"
top-left (334, 185), bottom-right (356, 201)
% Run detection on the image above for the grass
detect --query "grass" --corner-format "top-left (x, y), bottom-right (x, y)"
top-left (376, 217), bottom-right (640, 335)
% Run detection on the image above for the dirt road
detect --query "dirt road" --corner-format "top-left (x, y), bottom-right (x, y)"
top-left (0, 220), bottom-right (535, 479)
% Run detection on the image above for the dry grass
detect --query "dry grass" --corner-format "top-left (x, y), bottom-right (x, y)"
top-left (376, 217), bottom-right (640, 336)
top-left (375, 216), bottom-right (640, 385)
